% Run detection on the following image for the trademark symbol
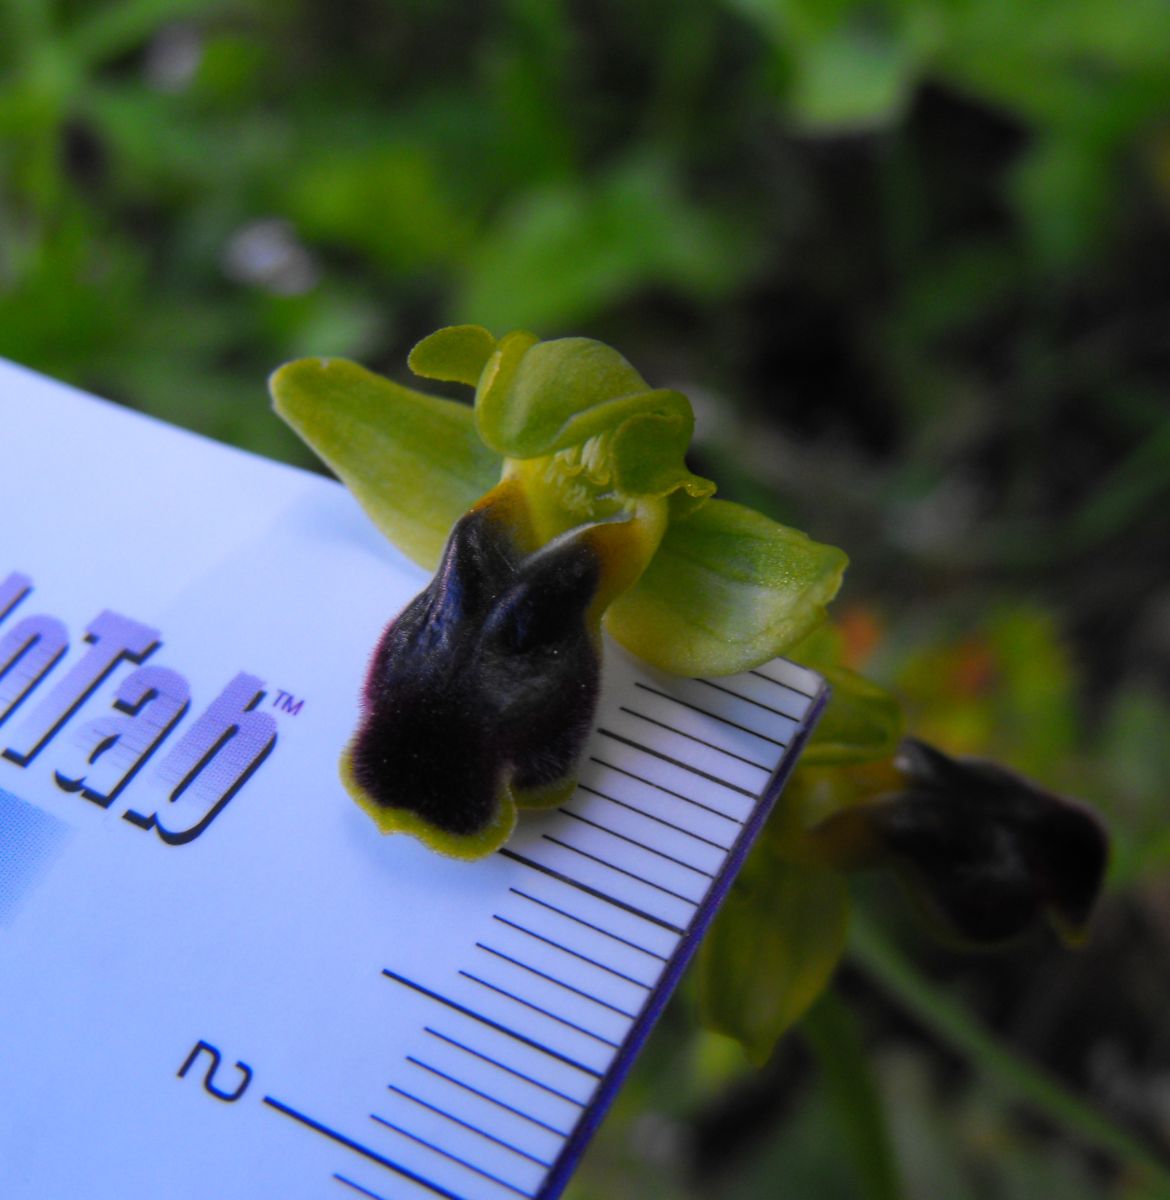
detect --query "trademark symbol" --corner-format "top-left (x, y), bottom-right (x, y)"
top-left (273, 690), bottom-right (304, 716)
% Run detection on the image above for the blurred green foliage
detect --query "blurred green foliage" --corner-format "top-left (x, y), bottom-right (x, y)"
top-left (4, 0), bottom-right (1170, 1196)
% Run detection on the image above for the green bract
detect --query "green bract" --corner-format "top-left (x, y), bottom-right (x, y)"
top-left (798, 664), bottom-right (904, 766)
top-left (700, 849), bottom-right (850, 1066)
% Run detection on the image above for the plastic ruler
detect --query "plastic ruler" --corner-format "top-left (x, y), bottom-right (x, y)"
top-left (0, 359), bottom-right (825, 1199)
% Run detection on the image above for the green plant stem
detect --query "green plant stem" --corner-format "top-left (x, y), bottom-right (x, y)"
top-left (802, 989), bottom-right (903, 1200)
top-left (849, 913), bottom-right (1170, 1188)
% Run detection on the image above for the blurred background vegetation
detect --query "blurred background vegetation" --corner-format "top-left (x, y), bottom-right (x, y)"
top-left (4, 0), bottom-right (1170, 1196)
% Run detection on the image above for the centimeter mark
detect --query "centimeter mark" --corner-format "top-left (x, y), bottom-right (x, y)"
top-left (498, 849), bottom-right (685, 935)
top-left (616, 706), bottom-right (774, 773)
top-left (632, 681), bottom-right (789, 749)
top-left (597, 728), bottom-right (757, 800)
top-left (384, 970), bottom-right (604, 1080)
top-left (588, 755), bottom-right (741, 826)
top-left (263, 1097), bottom-right (461, 1200)
top-left (456, 971), bottom-right (621, 1049)
top-left (408, 1052), bottom-right (576, 1134)
top-left (334, 1175), bottom-right (388, 1200)
top-left (474, 944), bottom-right (639, 1020)
top-left (507, 888), bottom-right (669, 963)
top-left (369, 1114), bottom-right (533, 1198)
top-left (387, 1086), bottom-right (553, 1167)
top-left (491, 912), bottom-right (655, 990)
top-left (697, 676), bottom-right (804, 721)
top-left (575, 781), bottom-right (731, 851)
top-left (556, 807), bottom-right (715, 878)
top-left (423, 1028), bottom-right (586, 1112)
top-left (538, 834), bottom-right (700, 905)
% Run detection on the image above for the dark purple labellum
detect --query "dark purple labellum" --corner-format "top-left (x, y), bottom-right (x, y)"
top-left (345, 498), bottom-right (603, 851)
top-left (810, 738), bottom-right (1109, 945)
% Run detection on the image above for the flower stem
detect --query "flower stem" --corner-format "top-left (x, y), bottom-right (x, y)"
top-left (849, 913), bottom-right (1170, 1188)
top-left (802, 989), bottom-right (903, 1200)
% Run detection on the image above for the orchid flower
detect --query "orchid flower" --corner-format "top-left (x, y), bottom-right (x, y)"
top-left (271, 325), bottom-right (847, 857)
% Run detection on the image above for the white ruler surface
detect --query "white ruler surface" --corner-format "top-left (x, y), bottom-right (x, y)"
top-left (0, 359), bottom-right (825, 1199)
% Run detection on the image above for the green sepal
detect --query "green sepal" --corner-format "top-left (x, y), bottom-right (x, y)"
top-left (699, 850), bottom-right (850, 1066)
top-left (474, 328), bottom-right (542, 449)
top-left (604, 498), bottom-right (849, 676)
top-left (408, 324), bottom-right (498, 386)
top-left (801, 666), bottom-right (904, 766)
top-left (270, 357), bottom-right (503, 571)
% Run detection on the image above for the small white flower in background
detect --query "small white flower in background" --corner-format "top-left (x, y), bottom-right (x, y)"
top-left (144, 24), bottom-right (203, 93)
top-left (223, 219), bottom-right (319, 296)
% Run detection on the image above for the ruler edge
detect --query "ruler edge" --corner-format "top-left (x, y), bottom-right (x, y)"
top-left (537, 677), bottom-right (830, 1200)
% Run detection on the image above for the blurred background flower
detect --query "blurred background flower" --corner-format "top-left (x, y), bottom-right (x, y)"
top-left (4, 1), bottom-right (1169, 1196)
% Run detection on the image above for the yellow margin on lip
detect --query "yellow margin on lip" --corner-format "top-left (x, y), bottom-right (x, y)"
top-left (340, 738), bottom-right (518, 861)
top-left (511, 775), bottom-right (578, 812)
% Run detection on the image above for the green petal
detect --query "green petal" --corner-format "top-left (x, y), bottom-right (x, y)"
top-left (408, 324), bottom-right (498, 386)
top-left (476, 335), bottom-right (650, 456)
top-left (474, 336), bottom-right (712, 500)
top-left (699, 853), bottom-right (850, 1066)
top-left (270, 357), bottom-right (503, 570)
top-left (610, 409), bottom-right (717, 501)
top-left (800, 666), bottom-right (904, 766)
top-left (604, 498), bottom-right (849, 676)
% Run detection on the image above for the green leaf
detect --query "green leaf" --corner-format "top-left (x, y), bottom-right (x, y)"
top-left (1098, 685), bottom-right (1170, 886)
top-left (787, 24), bottom-right (917, 131)
top-left (286, 143), bottom-right (472, 276)
top-left (850, 912), bottom-right (1170, 1191)
top-left (699, 853), bottom-right (850, 1066)
top-left (800, 665), bottom-right (903, 766)
top-left (605, 498), bottom-right (848, 676)
top-left (269, 357), bottom-right (503, 570)
top-left (1010, 134), bottom-right (1115, 269)
top-left (457, 156), bottom-right (745, 331)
